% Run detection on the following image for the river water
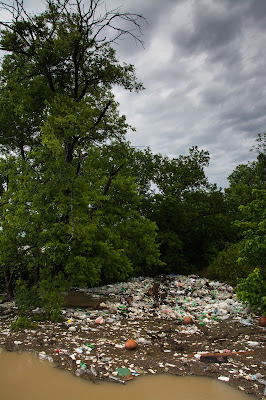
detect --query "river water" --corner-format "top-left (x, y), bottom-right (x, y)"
top-left (0, 348), bottom-right (257, 400)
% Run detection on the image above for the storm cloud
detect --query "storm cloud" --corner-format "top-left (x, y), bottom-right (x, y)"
top-left (111, 0), bottom-right (266, 187)
top-left (2, 0), bottom-right (266, 187)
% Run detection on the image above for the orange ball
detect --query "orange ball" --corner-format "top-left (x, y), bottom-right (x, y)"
top-left (259, 316), bottom-right (266, 327)
top-left (95, 317), bottom-right (105, 324)
top-left (183, 316), bottom-right (193, 325)
top-left (125, 339), bottom-right (137, 350)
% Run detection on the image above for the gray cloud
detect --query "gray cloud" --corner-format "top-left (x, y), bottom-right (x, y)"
top-left (112, 0), bottom-right (266, 188)
top-left (1, 0), bottom-right (265, 188)
top-left (175, 3), bottom-right (242, 54)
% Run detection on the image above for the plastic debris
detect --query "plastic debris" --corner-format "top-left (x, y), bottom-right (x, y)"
top-left (90, 366), bottom-right (97, 376)
top-left (218, 376), bottom-right (230, 382)
top-left (109, 375), bottom-right (125, 384)
top-left (75, 364), bottom-right (87, 376)
top-left (38, 352), bottom-right (53, 362)
top-left (116, 367), bottom-right (131, 377)
top-left (95, 317), bottom-right (105, 324)
top-left (240, 319), bottom-right (251, 326)
top-left (125, 339), bottom-right (137, 350)
top-left (247, 341), bottom-right (259, 347)
top-left (258, 317), bottom-right (266, 327)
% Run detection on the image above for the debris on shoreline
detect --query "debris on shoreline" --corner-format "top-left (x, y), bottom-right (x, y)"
top-left (0, 275), bottom-right (265, 399)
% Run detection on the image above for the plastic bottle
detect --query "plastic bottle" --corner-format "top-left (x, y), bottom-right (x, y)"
top-left (75, 366), bottom-right (87, 377)
top-left (240, 318), bottom-right (251, 326)
top-left (90, 366), bottom-right (97, 376)
top-left (109, 375), bottom-right (125, 384)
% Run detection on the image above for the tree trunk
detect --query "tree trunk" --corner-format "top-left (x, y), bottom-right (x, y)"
top-left (64, 137), bottom-right (79, 163)
top-left (4, 267), bottom-right (14, 299)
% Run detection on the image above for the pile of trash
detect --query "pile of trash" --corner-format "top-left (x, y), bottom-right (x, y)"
top-left (74, 275), bottom-right (252, 325)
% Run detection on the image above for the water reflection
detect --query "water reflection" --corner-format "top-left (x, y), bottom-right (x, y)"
top-left (0, 348), bottom-right (257, 400)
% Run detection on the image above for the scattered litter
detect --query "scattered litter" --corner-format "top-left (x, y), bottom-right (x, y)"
top-left (200, 355), bottom-right (228, 364)
top-left (109, 375), bottom-right (125, 384)
top-left (200, 350), bottom-right (255, 362)
top-left (75, 364), bottom-right (87, 376)
top-left (95, 317), bottom-right (105, 324)
top-left (125, 339), bottom-right (137, 350)
top-left (258, 317), bottom-right (266, 327)
top-left (218, 376), bottom-right (230, 382)
top-left (240, 319), bottom-right (251, 326)
top-left (247, 341), bottom-right (259, 347)
top-left (116, 368), bottom-right (131, 377)
top-left (90, 366), bottom-right (97, 376)
top-left (38, 352), bottom-right (53, 362)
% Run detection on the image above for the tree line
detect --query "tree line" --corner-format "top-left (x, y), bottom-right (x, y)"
top-left (0, 0), bottom-right (265, 319)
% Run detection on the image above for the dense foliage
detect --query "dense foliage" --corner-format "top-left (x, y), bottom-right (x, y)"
top-left (209, 135), bottom-right (266, 313)
top-left (0, 1), bottom-right (265, 317)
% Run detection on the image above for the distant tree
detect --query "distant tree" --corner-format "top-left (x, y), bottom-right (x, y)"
top-left (209, 134), bottom-right (266, 286)
top-left (232, 138), bottom-right (266, 313)
top-left (236, 189), bottom-right (266, 277)
top-left (133, 147), bottom-right (235, 273)
top-left (226, 133), bottom-right (266, 208)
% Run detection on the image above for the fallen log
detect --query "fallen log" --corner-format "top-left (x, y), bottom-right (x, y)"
top-left (199, 350), bottom-right (255, 358)
top-left (188, 350), bottom-right (255, 359)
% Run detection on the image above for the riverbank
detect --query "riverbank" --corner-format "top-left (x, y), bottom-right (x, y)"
top-left (0, 275), bottom-right (265, 399)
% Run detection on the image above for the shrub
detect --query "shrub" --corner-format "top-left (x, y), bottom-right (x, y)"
top-left (14, 275), bottom-right (66, 322)
top-left (236, 268), bottom-right (266, 315)
top-left (11, 316), bottom-right (37, 331)
top-left (208, 242), bottom-right (253, 286)
top-left (14, 278), bottom-right (40, 315)
top-left (37, 278), bottom-right (65, 322)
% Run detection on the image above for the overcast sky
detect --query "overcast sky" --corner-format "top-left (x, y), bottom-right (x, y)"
top-left (1, 0), bottom-right (266, 188)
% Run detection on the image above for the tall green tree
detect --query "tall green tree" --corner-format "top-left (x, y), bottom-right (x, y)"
top-left (0, 0), bottom-right (164, 311)
top-left (236, 189), bottom-right (266, 276)
top-left (235, 190), bottom-right (266, 314)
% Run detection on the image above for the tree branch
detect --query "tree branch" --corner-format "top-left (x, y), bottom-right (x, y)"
top-left (94, 99), bottom-right (112, 126)
top-left (90, 163), bottom-right (123, 216)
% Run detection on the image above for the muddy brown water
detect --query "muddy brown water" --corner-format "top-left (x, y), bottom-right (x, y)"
top-left (63, 290), bottom-right (110, 308)
top-left (0, 348), bottom-right (257, 400)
